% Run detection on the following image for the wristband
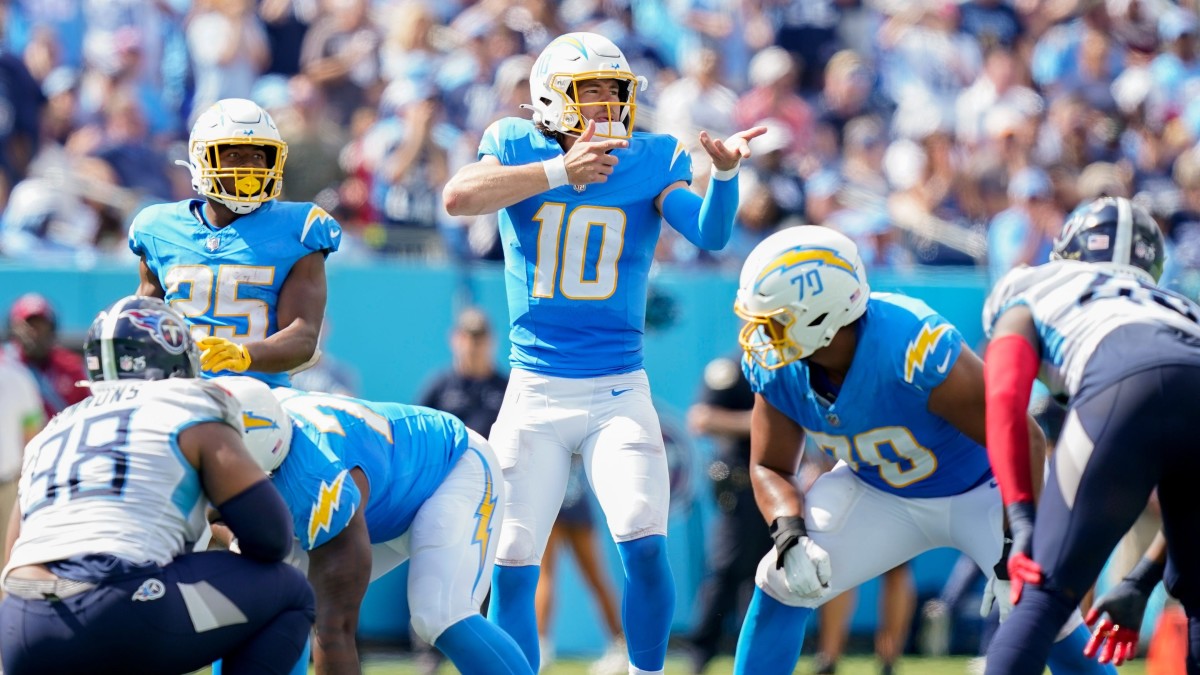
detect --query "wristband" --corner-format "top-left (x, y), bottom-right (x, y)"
top-left (542, 156), bottom-right (568, 189)
top-left (712, 163), bottom-right (740, 181)
top-left (769, 515), bottom-right (807, 569)
top-left (1126, 556), bottom-right (1166, 595)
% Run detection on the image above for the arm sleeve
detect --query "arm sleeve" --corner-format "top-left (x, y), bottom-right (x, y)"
top-left (661, 173), bottom-right (739, 251)
top-left (984, 334), bottom-right (1040, 505)
top-left (216, 479), bottom-right (295, 562)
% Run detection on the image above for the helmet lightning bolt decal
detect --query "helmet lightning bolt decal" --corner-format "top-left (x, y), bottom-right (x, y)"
top-left (308, 470), bottom-right (347, 547)
top-left (471, 450), bottom-right (498, 592)
top-left (904, 323), bottom-right (951, 383)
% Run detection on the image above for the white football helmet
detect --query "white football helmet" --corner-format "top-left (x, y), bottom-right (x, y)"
top-left (527, 32), bottom-right (648, 139)
top-left (735, 226), bottom-right (870, 369)
top-left (217, 376), bottom-right (293, 473)
top-left (178, 98), bottom-right (288, 215)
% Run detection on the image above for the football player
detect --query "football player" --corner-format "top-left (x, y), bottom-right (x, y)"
top-left (130, 98), bottom-right (341, 387)
top-left (729, 226), bottom-right (1113, 675)
top-left (442, 31), bottom-right (765, 674)
top-left (0, 296), bottom-right (313, 675)
top-left (214, 381), bottom-right (532, 675)
top-left (983, 197), bottom-right (1200, 674)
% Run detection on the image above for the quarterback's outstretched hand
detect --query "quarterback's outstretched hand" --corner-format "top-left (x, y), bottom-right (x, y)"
top-left (700, 126), bottom-right (768, 172)
top-left (563, 119), bottom-right (628, 186)
top-left (199, 336), bottom-right (253, 373)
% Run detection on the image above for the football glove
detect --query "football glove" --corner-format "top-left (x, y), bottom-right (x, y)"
top-left (1083, 556), bottom-right (1164, 665)
top-left (771, 516), bottom-right (832, 599)
top-left (1005, 501), bottom-right (1042, 605)
top-left (199, 336), bottom-right (253, 373)
top-left (981, 536), bottom-right (1014, 620)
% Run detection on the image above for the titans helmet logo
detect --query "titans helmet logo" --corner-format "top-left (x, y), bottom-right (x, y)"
top-left (124, 309), bottom-right (189, 354)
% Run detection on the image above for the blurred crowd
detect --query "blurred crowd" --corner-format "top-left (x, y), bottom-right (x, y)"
top-left (5, 0), bottom-right (1200, 297)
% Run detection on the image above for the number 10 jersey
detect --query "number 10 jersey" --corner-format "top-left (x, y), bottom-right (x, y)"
top-left (479, 118), bottom-right (693, 378)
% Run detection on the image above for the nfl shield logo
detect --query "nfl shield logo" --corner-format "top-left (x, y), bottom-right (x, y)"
top-left (826, 412), bottom-right (840, 426)
top-left (206, 236), bottom-right (221, 252)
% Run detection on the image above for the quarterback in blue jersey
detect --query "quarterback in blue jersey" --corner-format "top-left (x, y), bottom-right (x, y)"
top-left (215, 379), bottom-right (532, 675)
top-left (729, 227), bottom-right (1113, 675)
top-left (130, 98), bottom-right (341, 388)
top-left (442, 31), bottom-right (766, 675)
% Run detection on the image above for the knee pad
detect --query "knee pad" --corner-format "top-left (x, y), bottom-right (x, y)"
top-left (496, 522), bottom-right (537, 565)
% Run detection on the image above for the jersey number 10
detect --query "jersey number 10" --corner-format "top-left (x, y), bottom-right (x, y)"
top-left (532, 203), bottom-right (626, 300)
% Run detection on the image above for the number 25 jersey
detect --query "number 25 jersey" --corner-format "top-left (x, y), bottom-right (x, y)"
top-left (479, 118), bottom-right (692, 378)
top-left (744, 294), bottom-right (993, 498)
top-left (128, 199), bottom-right (342, 387)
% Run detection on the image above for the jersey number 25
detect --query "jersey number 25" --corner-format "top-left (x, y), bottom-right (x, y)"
top-left (165, 265), bottom-right (274, 342)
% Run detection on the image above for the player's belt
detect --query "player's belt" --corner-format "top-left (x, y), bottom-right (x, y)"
top-left (3, 576), bottom-right (96, 601)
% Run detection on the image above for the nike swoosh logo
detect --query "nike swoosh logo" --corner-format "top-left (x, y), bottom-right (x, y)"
top-left (611, 388), bottom-right (633, 397)
top-left (935, 351), bottom-right (952, 374)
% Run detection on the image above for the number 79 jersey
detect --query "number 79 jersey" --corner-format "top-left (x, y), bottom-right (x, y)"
top-left (128, 199), bottom-right (342, 387)
top-left (744, 293), bottom-right (993, 498)
top-left (983, 259), bottom-right (1200, 399)
top-left (479, 117), bottom-right (692, 378)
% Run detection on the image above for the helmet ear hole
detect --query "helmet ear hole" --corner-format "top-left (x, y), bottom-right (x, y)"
top-left (806, 312), bottom-right (829, 327)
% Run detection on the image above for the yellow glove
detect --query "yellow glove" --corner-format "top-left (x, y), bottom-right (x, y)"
top-left (198, 336), bottom-right (253, 373)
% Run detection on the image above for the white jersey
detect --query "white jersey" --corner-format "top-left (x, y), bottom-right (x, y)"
top-left (5, 379), bottom-right (241, 576)
top-left (983, 260), bottom-right (1200, 398)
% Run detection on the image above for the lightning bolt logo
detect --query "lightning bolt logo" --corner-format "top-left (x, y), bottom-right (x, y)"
top-left (904, 323), bottom-right (951, 383)
top-left (471, 452), bottom-right (498, 592)
top-left (307, 470), bottom-right (347, 547)
top-left (301, 205), bottom-right (333, 245)
top-left (242, 411), bottom-right (278, 431)
top-left (755, 247), bottom-right (857, 290)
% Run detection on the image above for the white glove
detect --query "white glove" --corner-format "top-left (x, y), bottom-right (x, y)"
top-left (981, 576), bottom-right (1013, 621)
top-left (781, 536), bottom-right (833, 599)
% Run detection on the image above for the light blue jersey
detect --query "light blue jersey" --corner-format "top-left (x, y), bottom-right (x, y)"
top-left (128, 199), bottom-right (342, 387)
top-left (744, 294), bottom-right (992, 498)
top-left (269, 391), bottom-right (469, 550)
top-left (478, 118), bottom-right (693, 377)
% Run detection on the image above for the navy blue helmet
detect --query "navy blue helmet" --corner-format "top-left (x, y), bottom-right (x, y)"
top-left (84, 296), bottom-right (199, 383)
top-left (1052, 196), bottom-right (1166, 283)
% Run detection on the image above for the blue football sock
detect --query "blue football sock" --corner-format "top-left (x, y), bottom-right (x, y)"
top-left (617, 535), bottom-right (675, 671)
top-left (435, 614), bottom-right (535, 675)
top-left (733, 587), bottom-right (813, 675)
top-left (1047, 621), bottom-right (1117, 675)
top-left (488, 564), bottom-right (541, 671)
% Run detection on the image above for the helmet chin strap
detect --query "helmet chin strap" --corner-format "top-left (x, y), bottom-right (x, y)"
top-left (177, 159), bottom-right (264, 215)
top-left (594, 121), bottom-right (627, 137)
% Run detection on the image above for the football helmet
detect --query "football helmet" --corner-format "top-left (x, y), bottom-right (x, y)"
top-left (84, 295), bottom-right (199, 384)
top-left (178, 98), bottom-right (288, 215)
top-left (527, 32), bottom-right (648, 139)
top-left (216, 376), bottom-right (293, 473)
top-left (735, 226), bottom-right (870, 369)
top-left (1052, 196), bottom-right (1166, 284)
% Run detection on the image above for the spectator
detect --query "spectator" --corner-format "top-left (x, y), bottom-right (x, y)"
top-left (987, 166), bottom-right (1061, 282)
top-left (417, 306), bottom-right (507, 437)
top-left (5, 293), bottom-right (88, 418)
top-left (684, 352), bottom-right (770, 674)
top-left (735, 47), bottom-right (813, 157)
top-left (185, 0), bottom-right (270, 119)
top-left (299, 0), bottom-right (382, 126)
top-left (0, 347), bottom-right (43, 572)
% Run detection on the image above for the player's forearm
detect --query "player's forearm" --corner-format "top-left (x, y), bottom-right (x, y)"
top-left (660, 171), bottom-right (739, 250)
top-left (245, 325), bottom-right (319, 373)
top-left (750, 465), bottom-right (805, 524)
top-left (443, 162), bottom-right (552, 216)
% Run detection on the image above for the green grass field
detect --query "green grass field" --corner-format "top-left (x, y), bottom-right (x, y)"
top-left (342, 653), bottom-right (1149, 674)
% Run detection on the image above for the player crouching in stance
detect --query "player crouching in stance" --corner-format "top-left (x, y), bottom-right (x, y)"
top-left (982, 197), bottom-right (1200, 674)
top-left (215, 380), bottom-right (532, 675)
top-left (728, 226), bottom-right (1113, 675)
top-left (0, 296), bottom-right (313, 675)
